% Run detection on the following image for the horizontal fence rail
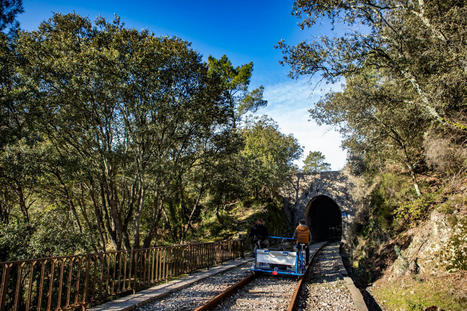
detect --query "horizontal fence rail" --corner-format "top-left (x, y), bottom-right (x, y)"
top-left (0, 239), bottom-right (245, 311)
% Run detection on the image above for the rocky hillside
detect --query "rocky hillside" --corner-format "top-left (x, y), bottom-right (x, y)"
top-left (348, 171), bottom-right (466, 310)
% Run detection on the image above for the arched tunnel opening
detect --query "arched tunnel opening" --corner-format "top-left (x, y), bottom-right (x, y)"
top-left (305, 195), bottom-right (342, 242)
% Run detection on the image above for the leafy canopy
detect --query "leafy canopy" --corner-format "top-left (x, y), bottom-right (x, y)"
top-left (303, 151), bottom-right (331, 173)
top-left (278, 0), bottom-right (466, 130)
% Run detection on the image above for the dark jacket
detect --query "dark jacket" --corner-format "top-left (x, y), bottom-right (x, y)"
top-left (250, 224), bottom-right (268, 241)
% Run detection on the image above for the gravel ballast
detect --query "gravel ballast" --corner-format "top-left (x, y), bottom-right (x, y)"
top-left (298, 243), bottom-right (356, 311)
top-left (136, 263), bottom-right (252, 311)
top-left (213, 275), bottom-right (297, 310)
top-left (136, 242), bottom-right (357, 311)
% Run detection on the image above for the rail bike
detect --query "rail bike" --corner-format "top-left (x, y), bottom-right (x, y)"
top-left (250, 236), bottom-right (307, 276)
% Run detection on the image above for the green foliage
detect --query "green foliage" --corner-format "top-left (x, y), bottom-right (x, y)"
top-left (0, 10), bottom-right (302, 260)
top-left (279, 0), bottom-right (466, 204)
top-left (302, 150), bottom-right (330, 173)
top-left (358, 172), bottom-right (441, 241)
top-left (0, 220), bottom-right (32, 261)
top-left (369, 173), bottom-right (413, 232)
top-left (280, 0), bottom-right (466, 130)
top-left (13, 12), bottom-right (231, 250)
top-left (207, 55), bottom-right (267, 126)
top-left (394, 193), bottom-right (436, 227)
top-left (241, 117), bottom-right (302, 197)
top-left (0, 206), bottom-right (92, 261)
top-left (310, 68), bottom-right (429, 196)
top-left (350, 173), bottom-right (426, 286)
top-left (0, 0), bottom-right (23, 35)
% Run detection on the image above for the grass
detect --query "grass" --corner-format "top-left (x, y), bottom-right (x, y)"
top-left (371, 273), bottom-right (467, 310)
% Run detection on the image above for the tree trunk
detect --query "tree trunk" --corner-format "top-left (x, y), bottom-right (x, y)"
top-left (142, 197), bottom-right (163, 248)
top-left (133, 186), bottom-right (144, 248)
top-left (16, 184), bottom-right (29, 223)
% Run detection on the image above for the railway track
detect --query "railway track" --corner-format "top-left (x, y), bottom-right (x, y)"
top-left (195, 242), bottom-right (326, 311)
top-left (137, 242), bottom-right (361, 311)
top-left (296, 243), bottom-right (357, 311)
top-left (135, 262), bottom-right (253, 311)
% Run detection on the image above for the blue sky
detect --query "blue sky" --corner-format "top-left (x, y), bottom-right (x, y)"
top-left (19, 0), bottom-right (347, 169)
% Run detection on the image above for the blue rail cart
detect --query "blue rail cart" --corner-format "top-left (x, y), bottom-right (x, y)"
top-left (250, 236), bottom-right (307, 276)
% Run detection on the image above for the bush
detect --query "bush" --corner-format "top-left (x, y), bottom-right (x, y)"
top-left (0, 221), bottom-right (33, 261)
top-left (28, 207), bottom-right (94, 257)
top-left (348, 154), bottom-right (367, 176)
top-left (0, 206), bottom-right (94, 261)
top-left (424, 135), bottom-right (467, 175)
top-left (393, 193), bottom-right (436, 228)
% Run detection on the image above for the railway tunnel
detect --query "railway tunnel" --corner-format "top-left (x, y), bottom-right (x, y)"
top-left (304, 195), bottom-right (342, 242)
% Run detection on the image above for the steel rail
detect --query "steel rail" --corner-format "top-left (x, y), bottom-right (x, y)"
top-left (194, 273), bottom-right (256, 311)
top-left (286, 242), bottom-right (328, 311)
top-left (195, 242), bottom-right (328, 311)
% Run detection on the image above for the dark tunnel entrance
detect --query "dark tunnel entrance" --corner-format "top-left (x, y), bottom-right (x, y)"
top-left (305, 195), bottom-right (342, 242)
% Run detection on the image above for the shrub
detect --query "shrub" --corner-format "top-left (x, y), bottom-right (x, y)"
top-left (348, 154), bottom-right (367, 176)
top-left (393, 193), bottom-right (436, 228)
top-left (424, 135), bottom-right (467, 175)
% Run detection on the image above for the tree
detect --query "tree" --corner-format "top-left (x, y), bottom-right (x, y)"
top-left (303, 151), bottom-right (331, 173)
top-left (0, 0), bottom-right (30, 226)
top-left (14, 13), bottom-right (236, 250)
top-left (311, 68), bottom-right (429, 195)
top-left (1, 11), bottom-right (279, 258)
top-left (278, 0), bottom-right (466, 131)
top-left (278, 0), bottom-right (466, 195)
top-left (241, 117), bottom-right (303, 197)
top-left (207, 55), bottom-right (267, 128)
top-left (0, 0), bottom-right (23, 35)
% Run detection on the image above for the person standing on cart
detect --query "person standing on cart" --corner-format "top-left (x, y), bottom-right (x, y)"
top-left (250, 218), bottom-right (268, 250)
top-left (293, 219), bottom-right (311, 264)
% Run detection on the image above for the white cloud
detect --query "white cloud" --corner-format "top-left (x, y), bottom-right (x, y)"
top-left (258, 79), bottom-right (347, 170)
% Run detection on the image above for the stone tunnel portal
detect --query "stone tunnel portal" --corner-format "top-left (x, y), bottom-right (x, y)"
top-left (305, 195), bottom-right (342, 242)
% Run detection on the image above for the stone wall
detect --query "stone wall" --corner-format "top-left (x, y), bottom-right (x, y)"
top-left (280, 169), bottom-right (364, 244)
